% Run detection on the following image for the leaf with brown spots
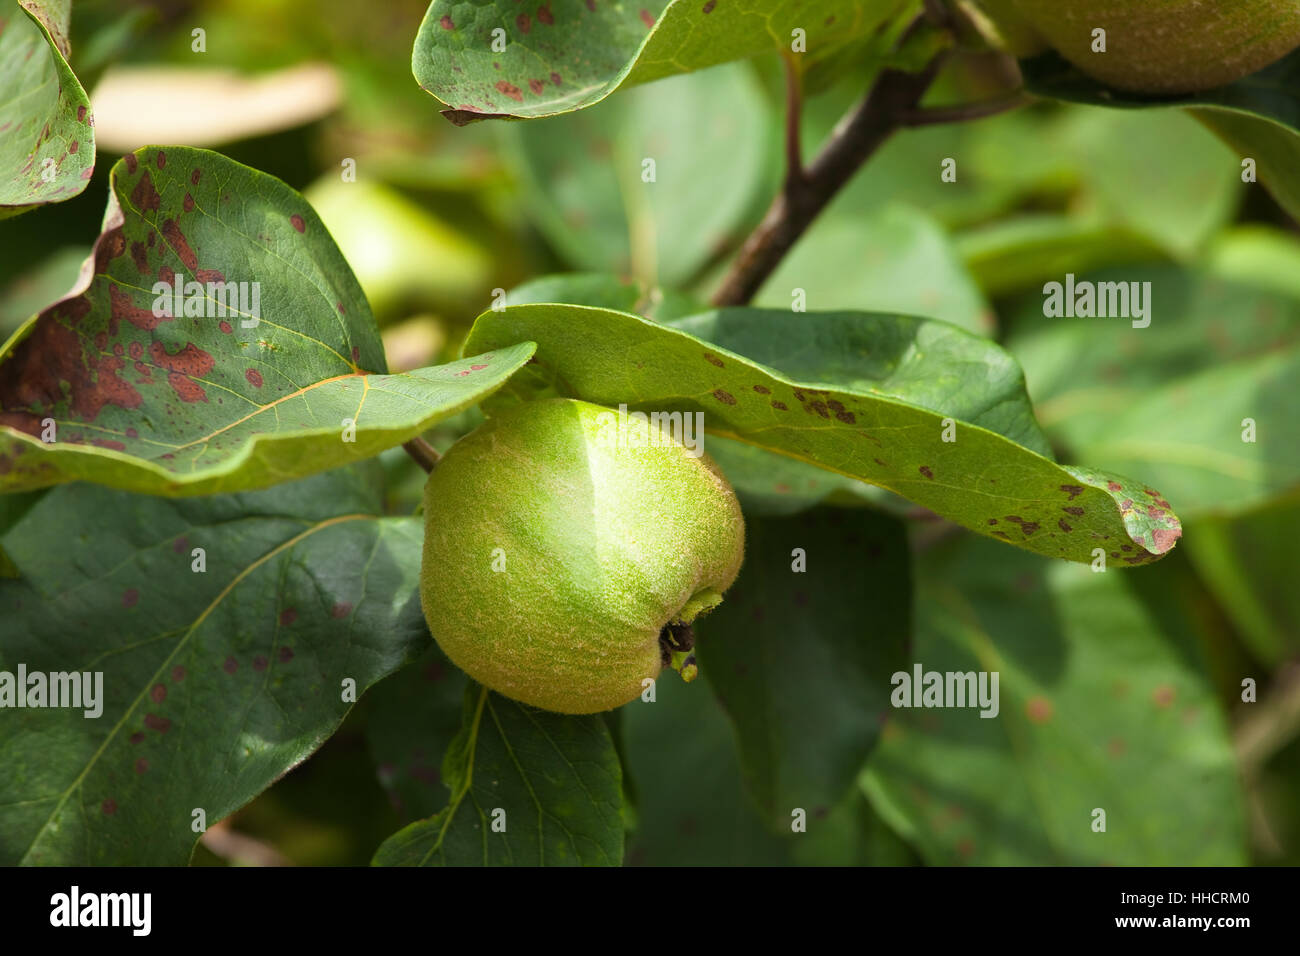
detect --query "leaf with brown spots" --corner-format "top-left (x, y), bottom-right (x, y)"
top-left (0, 0), bottom-right (95, 218)
top-left (465, 304), bottom-right (1181, 565)
top-left (415, 0), bottom-right (909, 124)
top-left (0, 463), bottom-right (429, 865)
top-left (714, 434), bottom-right (905, 516)
top-left (0, 146), bottom-right (535, 495)
top-left (863, 535), bottom-right (1246, 865)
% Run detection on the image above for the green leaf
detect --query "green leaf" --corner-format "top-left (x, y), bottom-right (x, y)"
top-left (463, 303), bottom-right (1182, 564)
top-left (504, 274), bottom-right (872, 518)
top-left (0, 145), bottom-right (536, 496)
top-left (503, 64), bottom-right (771, 287)
top-left (957, 215), bottom-right (1166, 298)
top-left (0, 0), bottom-right (94, 218)
top-left (1206, 223), bottom-right (1300, 300)
top-left (789, 790), bottom-right (920, 866)
top-left (506, 196), bottom-right (918, 521)
top-left (654, 308), bottom-right (1054, 454)
top-left (797, 3), bottom-right (916, 96)
top-left (1065, 352), bottom-right (1300, 516)
top-left (1195, 109), bottom-right (1300, 225)
top-left (621, 677), bottom-right (916, 865)
top-left (698, 506), bottom-right (910, 828)
top-left (620, 671), bottom-right (794, 865)
top-left (704, 434), bottom-right (891, 516)
top-left (862, 534), bottom-right (1248, 865)
top-left (1007, 261), bottom-right (1300, 516)
top-left (0, 463), bottom-right (429, 865)
top-left (365, 645), bottom-right (469, 824)
top-left (1182, 497), bottom-right (1300, 665)
top-left (1022, 48), bottom-right (1300, 224)
top-left (372, 685), bottom-right (623, 866)
top-left (414, 0), bottom-right (912, 125)
top-left (0, 485), bottom-right (41, 577)
top-left (753, 205), bottom-right (996, 336)
top-left (1050, 107), bottom-right (1240, 258)
top-left (506, 272), bottom-right (703, 322)
top-left (0, 486), bottom-right (40, 537)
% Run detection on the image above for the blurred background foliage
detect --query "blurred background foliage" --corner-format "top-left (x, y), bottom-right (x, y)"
top-left (3, 0), bottom-right (1297, 866)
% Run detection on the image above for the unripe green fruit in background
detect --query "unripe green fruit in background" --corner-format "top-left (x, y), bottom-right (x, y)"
top-left (986, 0), bottom-right (1300, 94)
top-left (303, 176), bottom-right (490, 322)
top-left (419, 397), bottom-right (745, 714)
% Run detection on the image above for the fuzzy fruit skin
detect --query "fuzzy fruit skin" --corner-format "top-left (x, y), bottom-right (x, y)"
top-left (1011, 0), bottom-right (1300, 94)
top-left (419, 397), bottom-right (745, 714)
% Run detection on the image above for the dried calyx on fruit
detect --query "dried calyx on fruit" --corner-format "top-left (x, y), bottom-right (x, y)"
top-left (977, 0), bottom-right (1300, 94)
top-left (419, 397), bottom-right (745, 714)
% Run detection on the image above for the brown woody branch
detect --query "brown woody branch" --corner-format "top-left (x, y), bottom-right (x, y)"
top-left (710, 55), bottom-right (948, 307)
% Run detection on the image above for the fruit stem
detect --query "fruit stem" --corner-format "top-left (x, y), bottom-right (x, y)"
top-left (670, 649), bottom-right (698, 683)
top-left (402, 436), bottom-right (441, 473)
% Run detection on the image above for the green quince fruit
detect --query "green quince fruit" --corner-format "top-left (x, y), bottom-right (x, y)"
top-left (419, 397), bottom-right (745, 714)
top-left (984, 0), bottom-right (1300, 93)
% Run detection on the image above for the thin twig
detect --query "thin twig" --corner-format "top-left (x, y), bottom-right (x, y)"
top-left (402, 437), bottom-right (440, 473)
top-left (710, 53), bottom-right (948, 307)
top-left (1235, 660), bottom-right (1300, 858)
top-left (898, 90), bottom-right (1031, 127)
top-left (1235, 660), bottom-right (1300, 774)
top-left (781, 53), bottom-right (805, 188)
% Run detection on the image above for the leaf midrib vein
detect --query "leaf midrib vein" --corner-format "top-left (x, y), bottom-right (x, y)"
top-left (418, 685), bottom-right (488, 865)
top-left (17, 511), bottom-right (373, 864)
